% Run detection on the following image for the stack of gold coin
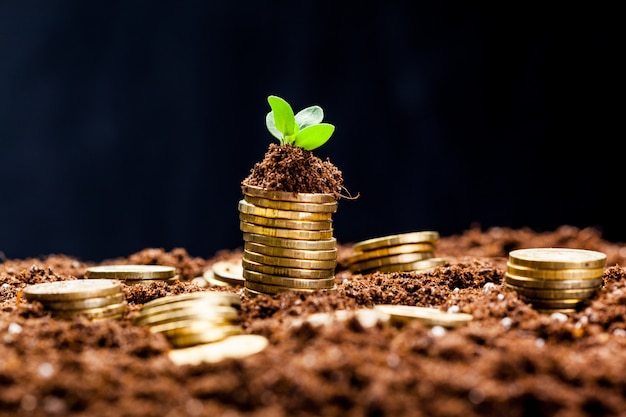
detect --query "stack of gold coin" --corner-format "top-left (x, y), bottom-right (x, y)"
top-left (505, 248), bottom-right (607, 313)
top-left (347, 231), bottom-right (445, 273)
top-left (22, 279), bottom-right (127, 321)
top-left (85, 264), bottom-right (179, 285)
top-left (239, 185), bottom-right (338, 296)
top-left (133, 292), bottom-right (243, 348)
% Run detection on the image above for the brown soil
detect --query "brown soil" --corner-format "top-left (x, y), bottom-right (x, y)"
top-left (3, 146), bottom-right (626, 417)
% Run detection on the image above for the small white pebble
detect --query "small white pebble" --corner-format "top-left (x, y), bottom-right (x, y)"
top-left (429, 326), bottom-right (446, 337)
top-left (1, 283), bottom-right (10, 289)
top-left (38, 363), bottom-right (54, 379)
top-left (497, 293), bottom-right (505, 301)
top-left (501, 317), bottom-right (513, 330)
top-left (8, 322), bottom-right (22, 334)
top-left (447, 305), bottom-right (459, 314)
top-left (453, 287), bottom-right (460, 292)
top-left (551, 312), bottom-right (568, 323)
top-left (483, 282), bottom-right (497, 293)
top-left (535, 338), bottom-right (545, 348)
top-left (613, 329), bottom-right (626, 337)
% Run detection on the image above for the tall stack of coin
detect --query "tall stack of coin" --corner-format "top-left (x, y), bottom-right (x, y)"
top-left (22, 279), bottom-right (127, 320)
top-left (347, 231), bottom-right (446, 273)
top-left (505, 248), bottom-right (606, 313)
top-left (239, 185), bottom-right (338, 296)
top-left (85, 265), bottom-right (179, 285)
top-left (133, 292), bottom-right (242, 348)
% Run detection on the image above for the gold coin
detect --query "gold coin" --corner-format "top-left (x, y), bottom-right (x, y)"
top-left (138, 298), bottom-right (239, 318)
top-left (161, 322), bottom-right (241, 339)
top-left (140, 291), bottom-right (241, 310)
top-left (242, 258), bottom-right (335, 279)
top-left (373, 304), bottom-right (473, 328)
top-left (53, 301), bottom-right (128, 320)
top-left (239, 212), bottom-right (333, 231)
top-left (240, 221), bottom-right (333, 240)
top-left (242, 269), bottom-right (336, 289)
top-left (238, 199), bottom-right (333, 221)
top-left (244, 280), bottom-right (337, 295)
top-left (243, 249), bottom-right (337, 270)
top-left (210, 260), bottom-right (245, 286)
top-left (349, 252), bottom-right (434, 273)
top-left (23, 279), bottom-right (123, 302)
top-left (375, 257), bottom-right (449, 273)
top-left (168, 334), bottom-right (269, 366)
top-left (506, 263), bottom-right (604, 280)
top-left (243, 287), bottom-right (264, 298)
top-left (244, 241), bottom-right (337, 261)
top-left (123, 276), bottom-right (180, 286)
top-left (353, 231), bottom-right (440, 252)
top-left (346, 242), bottom-right (434, 264)
top-left (148, 318), bottom-right (235, 335)
top-left (525, 298), bottom-right (587, 310)
top-left (504, 273), bottom-right (603, 289)
top-left (244, 195), bottom-right (338, 213)
top-left (201, 273), bottom-right (233, 287)
top-left (134, 305), bottom-right (240, 327)
top-left (508, 248), bottom-right (606, 270)
top-left (85, 264), bottom-right (177, 280)
top-left (167, 325), bottom-right (244, 348)
top-left (42, 292), bottom-right (125, 311)
top-left (536, 309), bottom-right (578, 314)
top-left (241, 185), bottom-right (336, 204)
top-left (243, 233), bottom-right (336, 250)
top-left (504, 283), bottom-right (599, 300)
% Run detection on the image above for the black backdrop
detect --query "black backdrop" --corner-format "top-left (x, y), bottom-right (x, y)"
top-left (0, 2), bottom-right (620, 261)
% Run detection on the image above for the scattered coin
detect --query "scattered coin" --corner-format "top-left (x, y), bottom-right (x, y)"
top-left (85, 264), bottom-right (177, 281)
top-left (346, 242), bottom-right (434, 264)
top-left (353, 231), bottom-right (440, 252)
top-left (373, 304), bottom-right (473, 328)
top-left (374, 257), bottom-right (448, 273)
top-left (168, 334), bottom-right (269, 366)
top-left (349, 252), bottom-right (434, 273)
top-left (209, 260), bottom-right (245, 286)
top-left (23, 279), bottom-right (122, 302)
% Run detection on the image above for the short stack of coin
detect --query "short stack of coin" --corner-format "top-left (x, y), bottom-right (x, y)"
top-left (22, 279), bottom-right (127, 320)
top-left (85, 264), bottom-right (179, 285)
top-left (347, 231), bottom-right (446, 273)
top-left (201, 259), bottom-right (246, 287)
top-left (505, 248), bottom-right (606, 313)
top-left (133, 292), bottom-right (243, 348)
top-left (239, 185), bottom-right (338, 296)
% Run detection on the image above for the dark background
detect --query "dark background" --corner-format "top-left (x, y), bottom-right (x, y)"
top-left (0, 2), bottom-right (620, 262)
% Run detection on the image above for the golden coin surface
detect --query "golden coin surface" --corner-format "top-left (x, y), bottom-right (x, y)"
top-left (134, 305), bottom-right (240, 327)
top-left (138, 298), bottom-right (239, 318)
top-left (43, 292), bottom-right (125, 311)
top-left (243, 233), bottom-right (336, 250)
top-left (85, 264), bottom-right (176, 280)
top-left (504, 274), bottom-right (604, 290)
top-left (373, 304), bottom-right (473, 328)
top-left (148, 319), bottom-right (236, 335)
top-left (53, 301), bottom-right (128, 320)
top-left (240, 221), bottom-right (333, 240)
top-left (526, 298), bottom-right (587, 310)
top-left (346, 242), bottom-right (434, 264)
top-left (244, 280), bottom-right (336, 295)
top-left (240, 212), bottom-right (333, 231)
top-left (210, 260), bottom-right (245, 286)
top-left (244, 241), bottom-right (336, 261)
top-left (353, 231), bottom-right (440, 252)
top-left (242, 269), bottom-right (336, 289)
top-left (349, 252), bottom-right (434, 272)
top-left (140, 291), bottom-right (241, 310)
top-left (244, 195), bottom-right (338, 213)
top-left (242, 258), bottom-right (335, 279)
top-left (508, 248), bottom-right (607, 270)
top-left (238, 199), bottom-right (333, 221)
top-left (506, 263), bottom-right (604, 280)
top-left (23, 279), bottom-right (122, 302)
top-left (203, 274), bottom-right (234, 287)
top-left (123, 276), bottom-right (180, 286)
top-left (375, 257), bottom-right (449, 273)
top-left (167, 325), bottom-right (244, 348)
top-left (505, 283), bottom-right (599, 300)
top-left (242, 185), bottom-right (336, 204)
top-left (243, 249), bottom-right (337, 270)
top-left (168, 334), bottom-right (269, 366)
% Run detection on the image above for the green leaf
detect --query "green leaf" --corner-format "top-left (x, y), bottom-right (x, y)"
top-left (295, 105), bottom-right (324, 130)
top-left (293, 123), bottom-right (335, 150)
top-left (265, 111), bottom-right (283, 142)
top-left (267, 95), bottom-right (296, 137)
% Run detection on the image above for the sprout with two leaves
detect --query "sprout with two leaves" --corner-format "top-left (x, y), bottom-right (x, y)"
top-left (265, 95), bottom-right (335, 151)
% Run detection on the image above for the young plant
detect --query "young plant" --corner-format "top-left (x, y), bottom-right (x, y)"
top-left (265, 95), bottom-right (335, 151)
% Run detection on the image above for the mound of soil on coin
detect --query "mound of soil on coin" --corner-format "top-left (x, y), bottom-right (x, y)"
top-left (242, 143), bottom-right (346, 199)
top-left (3, 225), bottom-right (626, 416)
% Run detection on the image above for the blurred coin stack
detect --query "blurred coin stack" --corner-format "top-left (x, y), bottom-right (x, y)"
top-left (133, 292), bottom-right (243, 348)
top-left (22, 279), bottom-right (127, 320)
top-left (239, 185), bottom-right (338, 296)
top-left (200, 260), bottom-right (245, 288)
top-left (347, 231), bottom-right (446, 273)
top-left (505, 248), bottom-right (606, 313)
top-left (85, 264), bottom-right (179, 285)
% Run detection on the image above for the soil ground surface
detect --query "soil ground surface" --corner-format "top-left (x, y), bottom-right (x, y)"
top-left (3, 225), bottom-right (626, 417)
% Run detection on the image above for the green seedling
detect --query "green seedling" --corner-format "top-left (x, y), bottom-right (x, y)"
top-left (265, 95), bottom-right (335, 151)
